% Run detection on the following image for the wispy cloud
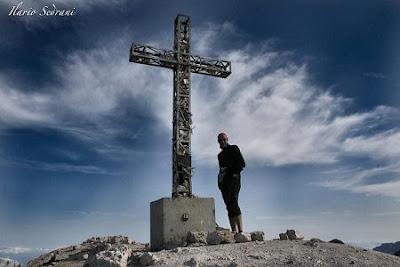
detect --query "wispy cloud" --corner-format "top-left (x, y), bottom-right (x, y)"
top-left (343, 129), bottom-right (400, 160)
top-left (0, 78), bottom-right (55, 128)
top-left (193, 21), bottom-right (238, 55)
top-left (0, 157), bottom-right (110, 175)
top-left (190, 47), bottom-right (399, 167)
top-left (0, 31), bottom-right (170, 155)
top-left (371, 210), bottom-right (400, 216)
top-left (362, 72), bottom-right (385, 79)
top-left (313, 162), bottom-right (400, 198)
top-left (352, 179), bottom-right (400, 198)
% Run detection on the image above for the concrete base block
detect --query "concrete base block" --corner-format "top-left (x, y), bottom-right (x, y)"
top-left (150, 197), bottom-right (216, 251)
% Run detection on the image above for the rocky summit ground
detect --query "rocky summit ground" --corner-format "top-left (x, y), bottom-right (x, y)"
top-left (26, 235), bottom-right (400, 267)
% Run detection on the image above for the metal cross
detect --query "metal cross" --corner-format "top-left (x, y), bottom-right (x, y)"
top-left (129, 14), bottom-right (231, 198)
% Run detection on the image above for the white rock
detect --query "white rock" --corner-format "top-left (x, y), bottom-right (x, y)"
top-left (87, 245), bottom-right (132, 267)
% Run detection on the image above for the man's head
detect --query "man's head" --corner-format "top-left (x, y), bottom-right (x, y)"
top-left (217, 132), bottom-right (229, 149)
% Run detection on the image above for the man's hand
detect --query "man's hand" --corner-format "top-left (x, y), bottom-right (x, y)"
top-left (218, 167), bottom-right (227, 184)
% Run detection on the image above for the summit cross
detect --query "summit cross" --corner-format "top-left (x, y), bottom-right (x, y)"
top-left (129, 14), bottom-right (231, 198)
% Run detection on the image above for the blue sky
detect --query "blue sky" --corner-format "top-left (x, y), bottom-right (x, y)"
top-left (1, 0), bottom-right (400, 263)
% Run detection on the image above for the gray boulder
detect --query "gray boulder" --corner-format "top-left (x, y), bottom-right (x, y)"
top-left (234, 232), bottom-right (252, 243)
top-left (207, 231), bottom-right (235, 245)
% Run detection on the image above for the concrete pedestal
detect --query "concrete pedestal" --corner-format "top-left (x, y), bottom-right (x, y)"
top-left (150, 197), bottom-right (216, 251)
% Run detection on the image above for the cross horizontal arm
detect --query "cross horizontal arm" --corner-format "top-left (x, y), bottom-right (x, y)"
top-left (190, 54), bottom-right (231, 78)
top-left (129, 43), bottom-right (176, 69)
top-left (129, 43), bottom-right (232, 78)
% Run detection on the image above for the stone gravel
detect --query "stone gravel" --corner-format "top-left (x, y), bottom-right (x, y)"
top-left (132, 240), bottom-right (400, 267)
top-left (26, 235), bottom-right (400, 267)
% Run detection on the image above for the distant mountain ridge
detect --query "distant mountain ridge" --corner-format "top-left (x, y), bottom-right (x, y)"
top-left (0, 256), bottom-right (22, 267)
top-left (374, 241), bottom-right (400, 255)
top-left (0, 247), bottom-right (53, 266)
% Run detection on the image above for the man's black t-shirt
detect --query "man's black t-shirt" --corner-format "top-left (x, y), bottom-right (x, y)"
top-left (218, 144), bottom-right (245, 178)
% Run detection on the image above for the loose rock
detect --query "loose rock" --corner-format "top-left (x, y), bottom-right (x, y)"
top-left (87, 246), bottom-right (131, 267)
top-left (304, 239), bottom-right (323, 247)
top-left (187, 231), bottom-right (207, 244)
top-left (250, 231), bottom-right (265, 241)
top-left (139, 252), bottom-right (158, 266)
top-left (207, 231), bottom-right (235, 245)
top-left (279, 233), bottom-right (289, 240)
top-left (248, 254), bottom-right (264, 259)
top-left (184, 257), bottom-right (199, 267)
top-left (234, 232), bottom-right (252, 243)
top-left (172, 247), bottom-right (182, 253)
top-left (286, 229), bottom-right (304, 240)
top-left (329, 239), bottom-right (345, 244)
top-left (310, 238), bottom-right (325, 243)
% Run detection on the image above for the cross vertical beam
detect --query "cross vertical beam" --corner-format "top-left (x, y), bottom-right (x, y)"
top-left (173, 15), bottom-right (192, 197)
top-left (129, 14), bottom-right (231, 198)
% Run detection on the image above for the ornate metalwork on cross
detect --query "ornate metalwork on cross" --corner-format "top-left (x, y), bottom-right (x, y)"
top-left (129, 14), bottom-right (231, 198)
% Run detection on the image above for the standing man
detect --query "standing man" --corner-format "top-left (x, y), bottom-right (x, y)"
top-left (217, 132), bottom-right (246, 233)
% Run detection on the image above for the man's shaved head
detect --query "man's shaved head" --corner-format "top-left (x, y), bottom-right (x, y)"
top-left (217, 132), bottom-right (229, 149)
top-left (218, 132), bottom-right (228, 140)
